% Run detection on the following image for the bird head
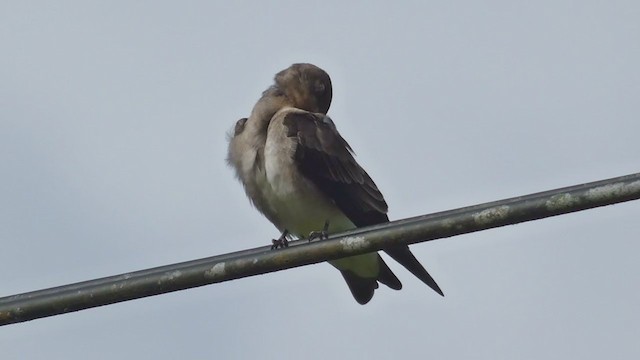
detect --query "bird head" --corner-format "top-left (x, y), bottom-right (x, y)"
top-left (274, 63), bottom-right (333, 114)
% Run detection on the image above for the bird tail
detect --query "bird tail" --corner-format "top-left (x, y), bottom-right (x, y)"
top-left (339, 255), bottom-right (402, 304)
top-left (339, 270), bottom-right (378, 305)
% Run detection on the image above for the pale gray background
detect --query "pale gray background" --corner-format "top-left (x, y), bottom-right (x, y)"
top-left (1, 1), bottom-right (639, 359)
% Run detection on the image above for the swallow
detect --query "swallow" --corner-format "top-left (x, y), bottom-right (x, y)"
top-left (227, 63), bottom-right (443, 304)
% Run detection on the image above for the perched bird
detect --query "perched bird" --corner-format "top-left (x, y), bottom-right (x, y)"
top-left (227, 63), bottom-right (443, 304)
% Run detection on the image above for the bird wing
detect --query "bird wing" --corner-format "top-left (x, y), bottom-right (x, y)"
top-left (280, 109), bottom-right (444, 297)
top-left (280, 110), bottom-right (389, 227)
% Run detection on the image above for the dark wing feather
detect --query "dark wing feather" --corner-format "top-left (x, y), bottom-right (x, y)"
top-left (282, 112), bottom-right (388, 226)
top-left (384, 246), bottom-right (443, 296)
top-left (282, 111), bottom-right (444, 297)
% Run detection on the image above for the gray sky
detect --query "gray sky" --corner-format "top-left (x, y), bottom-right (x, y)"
top-left (2, 1), bottom-right (639, 359)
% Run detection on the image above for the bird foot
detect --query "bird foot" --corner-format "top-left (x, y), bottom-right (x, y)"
top-left (271, 229), bottom-right (289, 250)
top-left (308, 221), bottom-right (330, 242)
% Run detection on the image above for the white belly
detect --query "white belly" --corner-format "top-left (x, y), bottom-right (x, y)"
top-left (262, 136), bottom-right (379, 278)
top-left (262, 151), bottom-right (352, 236)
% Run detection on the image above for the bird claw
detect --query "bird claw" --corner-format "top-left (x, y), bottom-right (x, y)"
top-left (308, 220), bottom-right (330, 242)
top-left (271, 229), bottom-right (289, 250)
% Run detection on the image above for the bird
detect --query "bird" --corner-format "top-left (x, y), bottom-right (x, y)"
top-left (227, 63), bottom-right (443, 304)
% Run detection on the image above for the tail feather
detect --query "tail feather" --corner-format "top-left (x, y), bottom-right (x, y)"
top-left (339, 270), bottom-right (378, 305)
top-left (384, 245), bottom-right (444, 296)
top-left (376, 255), bottom-right (402, 290)
top-left (337, 246), bottom-right (443, 304)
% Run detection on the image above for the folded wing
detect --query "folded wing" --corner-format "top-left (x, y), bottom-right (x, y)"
top-left (281, 111), bottom-right (443, 297)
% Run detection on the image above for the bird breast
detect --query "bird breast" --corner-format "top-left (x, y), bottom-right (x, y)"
top-left (262, 120), bottom-right (353, 236)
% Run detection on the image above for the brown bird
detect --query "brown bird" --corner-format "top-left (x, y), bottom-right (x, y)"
top-left (227, 63), bottom-right (443, 304)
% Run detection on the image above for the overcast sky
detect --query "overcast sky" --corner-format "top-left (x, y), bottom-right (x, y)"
top-left (1, 1), bottom-right (639, 359)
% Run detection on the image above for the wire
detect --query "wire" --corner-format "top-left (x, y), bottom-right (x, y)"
top-left (1, 172), bottom-right (639, 326)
